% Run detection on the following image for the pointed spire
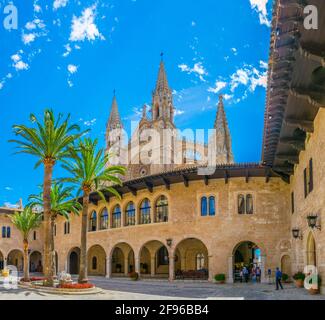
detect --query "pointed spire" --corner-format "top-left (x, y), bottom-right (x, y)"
top-left (154, 55), bottom-right (171, 95)
top-left (107, 92), bottom-right (122, 130)
top-left (214, 94), bottom-right (234, 163)
top-left (142, 104), bottom-right (147, 119)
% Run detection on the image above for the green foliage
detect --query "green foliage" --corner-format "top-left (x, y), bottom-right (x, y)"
top-left (282, 273), bottom-right (289, 282)
top-left (8, 207), bottom-right (42, 240)
top-left (293, 272), bottom-right (306, 281)
top-left (214, 274), bottom-right (226, 282)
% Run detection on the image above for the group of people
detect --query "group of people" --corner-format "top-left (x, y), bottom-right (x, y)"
top-left (239, 266), bottom-right (262, 283)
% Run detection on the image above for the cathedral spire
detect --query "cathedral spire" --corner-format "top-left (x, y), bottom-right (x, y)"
top-left (214, 95), bottom-right (234, 164)
top-left (107, 92), bottom-right (122, 130)
top-left (154, 57), bottom-right (171, 96)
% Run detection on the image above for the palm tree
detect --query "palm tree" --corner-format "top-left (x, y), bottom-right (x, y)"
top-left (28, 183), bottom-right (82, 277)
top-left (10, 110), bottom-right (84, 286)
top-left (62, 138), bottom-right (126, 283)
top-left (9, 207), bottom-right (42, 282)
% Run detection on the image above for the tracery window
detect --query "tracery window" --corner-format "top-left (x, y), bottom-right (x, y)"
top-left (140, 199), bottom-right (151, 224)
top-left (100, 208), bottom-right (109, 230)
top-left (155, 196), bottom-right (168, 222)
top-left (89, 211), bottom-right (97, 232)
top-left (125, 202), bottom-right (136, 226)
top-left (112, 205), bottom-right (122, 228)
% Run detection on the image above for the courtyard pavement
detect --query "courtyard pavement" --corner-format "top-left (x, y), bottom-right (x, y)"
top-left (0, 276), bottom-right (324, 300)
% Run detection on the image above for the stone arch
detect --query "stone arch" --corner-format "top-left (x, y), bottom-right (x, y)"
top-left (29, 250), bottom-right (42, 273)
top-left (110, 242), bottom-right (135, 277)
top-left (174, 238), bottom-right (209, 280)
top-left (153, 194), bottom-right (169, 223)
top-left (281, 254), bottom-right (292, 277)
top-left (87, 245), bottom-right (106, 276)
top-left (67, 247), bottom-right (80, 275)
top-left (306, 232), bottom-right (317, 267)
top-left (139, 240), bottom-right (169, 278)
top-left (7, 249), bottom-right (24, 272)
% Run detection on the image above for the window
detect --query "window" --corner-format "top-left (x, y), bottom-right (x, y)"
top-left (291, 192), bottom-right (295, 214)
top-left (238, 194), bottom-right (254, 215)
top-left (89, 211), bottom-right (97, 232)
top-left (196, 253), bottom-right (205, 270)
top-left (201, 196), bottom-right (215, 216)
top-left (64, 221), bottom-right (70, 235)
top-left (140, 199), bottom-right (151, 224)
top-left (2, 226), bottom-right (10, 238)
top-left (304, 158), bottom-right (314, 198)
top-left (125, 202), bottom-right (136, 226)
top-left (208, 196), bottom-right (216, 216)
top-left (112, 205), bottom-right (121, 228)
top-left (155, 196), bottom-right (168, 222)
top-left (54, 224), bottom-right (57, 236)
top-left (100, 208), bottom-right (109, 230)
top-left (201, 197), bottom-right (207, 216)
top-left (33, 231), bottom-right (37, 240)
top-left (92, 256), bottom-right (97, 270)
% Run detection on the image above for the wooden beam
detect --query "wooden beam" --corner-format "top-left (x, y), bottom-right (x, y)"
top-left (279, 137), bottom-right (305, 151)
top-left (182, 175), bottom-right (189, 188)
top-left (224, 170), bottom-right (229, 184)
top-left (128, 186), bottom-right (137, 196)
top-left (162, 177), bottom-right (170, 190)
top-left (284, 118), bottom-right (314, 133)
top-left (273, 166), bottom-right (294, 175)
top-left (204, 175), bottom-right (209, 186)
top-left (144, 180), bottom-right (153, 193)
top-left (245, 170), bottom-right (249, 183)
top-left (276, 154), bottom-right (299, 165)
top-left (265, 168), bottom-right (270, 183)
top-left (290, 88), bottom-right (325, 108)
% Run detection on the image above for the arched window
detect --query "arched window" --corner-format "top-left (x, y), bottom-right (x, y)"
top-left (208, 196), bottom-right (216, 216)
top-left (155, 195), bottom-right (168, 223)
top-left (112, 205), bottom-right (121, 228)
top-left (6, 227), bottom-right (11, 238)
top-left (201, 197), bottom-right (207, 216)
top-left (2, 226), bottom-right (6, 238)
top-left (238, 194), bottom-right (245, 214)
top-left (89, 211), bottom-right (97, 232)
top-left (246, 194), bottom-right (253, 214)
top-left (92, 256), bottom-right (97, 270)
top-left (196, 253), bottom-right (205, 270)
top-left (100, 208), bottom-right (109, 230)
top-left (140, 199), bottom-right (151, 224)
top-left (125, 202), bottom-right (136, 226)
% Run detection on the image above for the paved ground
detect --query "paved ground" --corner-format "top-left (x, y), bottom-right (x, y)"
top-left (0, 276), bottom-right (324, 300)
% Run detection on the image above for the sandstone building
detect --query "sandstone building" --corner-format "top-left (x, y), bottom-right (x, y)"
top-left (0, 0), bottom-right (324, 286)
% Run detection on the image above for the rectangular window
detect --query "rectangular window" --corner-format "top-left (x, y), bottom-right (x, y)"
top-left (6, 227), bottom-right (11, 238)
top-left (33, 231), bottom-right (36, 240)
top-left (291, 192), bottom-right (295, 214)
top-left (2, 226), bottom-right (6, 238)
top-left (304, 158), bottom-right (314, 198)
top-left (238, 194), bottom-right (254, 215)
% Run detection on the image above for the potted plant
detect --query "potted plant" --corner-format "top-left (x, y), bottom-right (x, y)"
top-left (129, 272), bottom-right (139, 281)
top-left (282, 273), bottom-right (290, 283)
top-left (214, 274), bottom-right (226, 284)
top-left (308, 275), bottom-right (322, 295)
top-left (293, 272), bottom-right (305, 288)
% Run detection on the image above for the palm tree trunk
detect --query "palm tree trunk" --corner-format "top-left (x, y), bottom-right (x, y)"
top-left (43, 161), bottom-right (54, 286)
top-left (50, 214), bottom-right (56, 277)
top-left (79, 191), bottom-right (89, 283)
top-left (23, 240), bottom-right (29, 282)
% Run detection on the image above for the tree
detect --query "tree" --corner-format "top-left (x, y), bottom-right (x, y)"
top-left (10, 110), bottom-right (84, 286)
top-left (9, 208), bottom-right (42, 282)
top-left (28, 183), bottom-right (82, 277)
top-left (62, 138), bottom-right (126, 283)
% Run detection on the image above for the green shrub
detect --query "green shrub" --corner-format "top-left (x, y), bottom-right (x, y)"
top-left (293, 272), bottom-right (305, 281)
top-left (282, 273), bottom-right (289, 282)
top-left (214, 274), bottom-right (226, 282)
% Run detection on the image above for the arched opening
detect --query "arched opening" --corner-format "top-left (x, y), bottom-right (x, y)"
top-left (125, 202), bottom-right (136, 226)
top-left (87, 245), bottom-right (106, 276)
top-left (111, 243), bottom-right (135, 277)
top-left (89, 211), bottom-right (97, 232)
top-left (174, 238), bottom-right (209, 280)
top-left (0, 251), bottom-right (4, 270)
top-left (29, 251), bottom-right (42, 273)
top-left (68, 247), bottom-right (80, 275)
top-left (139, 199), bottom-right (151, 224)
top-left (155, 196), bottom-right (168, 223)
top-left (7, 249), bottom-right (24, 272)
top-left (140, 240), bottom-right (169, 278)
top-left (233, 241), bottom-right (261, 283)
top-left (281, 255), bottom-right (292, 277)
top-left (307, 233), bottom-right (317, 267)
top-left (99, 208), bottom-right (109, 230)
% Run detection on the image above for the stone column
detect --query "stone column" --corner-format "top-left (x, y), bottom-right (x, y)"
top-left (135, 254), bottom-right (140, 278)
top-left (124, 257), bottom-right (129, 276)
top-left (151, 256), bottom-right (156, 277)
top-left (227, 256), bottom-right (234, 283)
top-left (169, 250), bottom-right (175, 282)
top-left (105, 256), bottom-right (111, 278)
top-left (260, 255), bottom-right (266, 283)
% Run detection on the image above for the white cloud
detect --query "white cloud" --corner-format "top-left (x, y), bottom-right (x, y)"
top-left (191, 21), bottom-right (196, 27)
top-left (249, 0), bottom-right (271, 27)
top-left (84, 118), bottom-right (97, 127)
top-left (230, 68), bottom-right (250, 92)
top-left (11, 53), bottom-right (29, 71)
top-left (22, 33), bottom-right (36, 45)
top-left (62, 43), bottom-right (72, 57)
top-left (5, 187), bottom-right (13, 191)
top-left (208, 80), bottom-right (227, 94)
top-left (178, 62), bottom-right (208, 82)
top-left (69, 5), bottom-right (105, 42)
top-left (25, 21), bottom-right (36, 30)
top-left (53, 0), bottom-right (68, 10)
top-left (67, 64), bottom-right (78, 74)
top-left (0, 82), bottom-right (4, 90)
top-left (34, 4), bottom-right (42, 13)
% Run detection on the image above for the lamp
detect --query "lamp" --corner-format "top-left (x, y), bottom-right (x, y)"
top-left (307, 215), bottom-right (321, 230)
top-left (292, 228), bottom-right (303, 240)
top-left (166, 239), bottom-right (173, 247)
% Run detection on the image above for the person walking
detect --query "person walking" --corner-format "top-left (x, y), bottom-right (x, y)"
top-left (256, 267), bottom-right (261, 283)
top-left (243, 267), bottom-right (249, 283)
top-left (275, 267), bottom-right (283, 290)
top-left (239, 269), bottom-right (243, 283)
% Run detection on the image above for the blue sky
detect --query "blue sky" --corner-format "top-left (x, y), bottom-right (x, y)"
top-left (0, 0), bottom-right (272, 207)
